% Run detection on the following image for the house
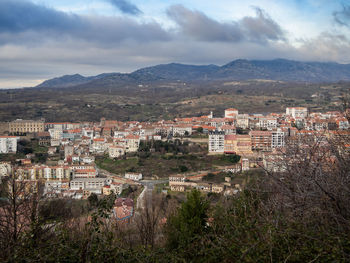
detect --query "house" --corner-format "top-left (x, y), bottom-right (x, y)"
top-left (113, 198), bottom-right (134, 221)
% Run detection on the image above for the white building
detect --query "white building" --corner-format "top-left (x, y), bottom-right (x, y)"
top-left (286, 107), bottom-right (308, 118)
top-left (0, 136), bottom-right (19, 153)
top-left (271, 129), bottom-right (285, 148)
top-left (48, 128), bottom-right (63, 140)
top-left (0, 162), bottom-right (12, 178)
top-left (70, 177), bottom-right (106, 193)
top-left (125, 172), bottom-right (142, 181)
top-left (108, 145), bottom-right (125, 158)
top-left (208, 131), bottom-right (225, 154)
top-left (225, 108), bottom-right (239, 118)
top-left (125, 135), bottom-right (140, 153)
top-left (172, 125), bottom-right (192, 136)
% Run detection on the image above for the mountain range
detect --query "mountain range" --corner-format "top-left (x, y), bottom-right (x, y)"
top-left (36, 59), bottom-right (350, 88)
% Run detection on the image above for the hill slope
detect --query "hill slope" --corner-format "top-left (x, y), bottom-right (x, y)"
top-left (35, 59), bottom-right (350, 88)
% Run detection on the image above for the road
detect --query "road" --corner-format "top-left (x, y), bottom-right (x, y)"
top-left (137, 179), bottom-right (168, 210)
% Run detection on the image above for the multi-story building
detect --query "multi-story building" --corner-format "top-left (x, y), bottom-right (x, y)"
top-left (70, 177), bottom-right (106, 194)
top-left (0, 136), bottom-right (19, 153)
top-left (125, 135), bottom-right (140, 153)
top-left (209, 131), bottom-right (225, 154)
top-left (9, 119), bottom-right (44, 133)
top-left (250, 130), bottom-right (272, 151)
top-left (272, 129), bottom-right (285, 148)
top-left (224, 135), bottom-right (253, 156)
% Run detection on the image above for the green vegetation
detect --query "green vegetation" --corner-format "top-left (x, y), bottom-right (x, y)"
top-left (96, 150), bottom-right (241, 178)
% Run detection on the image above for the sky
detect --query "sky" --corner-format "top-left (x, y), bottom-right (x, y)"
top-left (1, 0), bottom-right (350, 88)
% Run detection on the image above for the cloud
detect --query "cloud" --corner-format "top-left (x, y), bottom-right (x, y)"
top-left (166, 5), bottom-right (243, 42)
top-left (333, 4), bottom-right (350, 26)
top-left (0, 0), bottom-right (168, 45)
top-left (108, 0), bottom-right (142, 15)
top-left (241, 7), bottom-right (285, 42)
top-left (166, 5), bottom-right (285, 43)
top-left (0, 0), bottom-right (83, 33)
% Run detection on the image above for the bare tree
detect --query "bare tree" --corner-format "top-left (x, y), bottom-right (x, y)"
top-left (262, 131), bottom-right (350, 232)
top-left (135, 193), bottom-right (168, 248)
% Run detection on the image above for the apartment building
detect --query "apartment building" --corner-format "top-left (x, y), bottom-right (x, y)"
top-left (209, 131), bottom-right (225, 154)
top-left (250, 130), bottom-right (272, 151)
top-left (272, 129), bottom-right (285, 148)
top-left (9, 119), bottom-right (44, 133)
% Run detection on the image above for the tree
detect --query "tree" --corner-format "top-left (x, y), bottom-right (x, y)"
top-left (165, 190), bottom-right (209, 252)
top-left (88, 193), bottom-right (98, 208)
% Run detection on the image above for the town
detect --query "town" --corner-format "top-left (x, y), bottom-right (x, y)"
top-left (0, 106), bottom-right (349, 221)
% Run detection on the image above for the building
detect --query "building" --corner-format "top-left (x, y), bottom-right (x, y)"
top-left (286, 107), bottom-right (308, 118)
top-left (172, 125), bottom-right (193, 136)
top-left (125, 135), bottom-right (140, 153)
top-left (125, 172), bottom-right (142, 181)
top-left (9, 119), bottom-right (44, 133)
top-left (113, 198), bottom-right (134, 221)
top-left (250, 130), bottom-right (272, 151)
top-left (108, 145), bottom-right (125, 158)
top-left (209, 131), bottom-right (225, 154)
top-left (70, 177), bottom-right (106, 194)
top-left (0, 162), bottom-right (12, 178)
top-left (225, 108), bottom-right (239, 118)
top-left (271, 129), bottom-right (285, 148)
top-left (224, 135), bottom-right (253, 156)
top-left (103, 182), bottom-right (124, 195)
top-left (0, 136), bottom-right (19, 153)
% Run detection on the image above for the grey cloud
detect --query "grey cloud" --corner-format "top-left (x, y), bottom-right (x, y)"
top-left (108, 0), bottom-right (142, 15)
top-left (166, 5), bottom-right (243, 42)
top-left (0, 0), bottom-right (83, 33)
top-left (333, 4), bottom-right (350, 26)
top-left (241, 7), bottom-right (285, 42)
top-left (0, 0), bottom-right (168, 45)
top-left (166, 5), bottom-right (285, 43)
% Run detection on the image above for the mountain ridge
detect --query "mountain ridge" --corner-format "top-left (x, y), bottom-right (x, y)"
top-left (35, 59), bottom-right (350, 88)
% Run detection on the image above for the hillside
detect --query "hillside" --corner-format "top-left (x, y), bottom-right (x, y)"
top-left (35, 59), bottom-right (350, 88)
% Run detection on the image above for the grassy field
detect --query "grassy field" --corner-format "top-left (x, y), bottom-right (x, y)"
top-left (95, 153), bottom-right (241, 178)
